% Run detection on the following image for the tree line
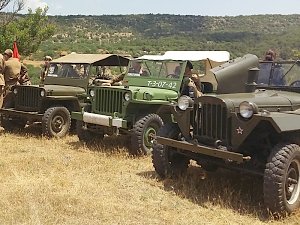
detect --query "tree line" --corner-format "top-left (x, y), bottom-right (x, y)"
top-left (1, 2), bottom-right (300, 60)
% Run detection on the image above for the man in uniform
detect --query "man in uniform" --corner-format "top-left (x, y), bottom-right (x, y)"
top-left (40, 55), bottom-right (52, 83)
top-left (2, 49), bottom-right (21, 107)
top-left (0, 53), bottom-right (5, 108)
top-left (181, 61), bottom-right (203, 98)
top-left (19, 63), bottom-right (31, 85)
top-left (3, 49), bottom-right (21, 85)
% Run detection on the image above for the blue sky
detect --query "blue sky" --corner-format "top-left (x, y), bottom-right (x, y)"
top-left (21, 0), bottom-right (300, 16)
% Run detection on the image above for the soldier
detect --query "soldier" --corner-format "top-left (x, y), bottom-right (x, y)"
top-left (2, 49), bottom-right (21, 108)
top-left (2, 49), bottom-right (21, 86)
top-left (181, 61), bottom-right (203, 98)
top-left (18, 63), bottom-right (31, 85)
top-left (40, 55), bottom-right (52, 83)
top-left (0, 53), bottom-right (5, 108)
top-left (264, 49), bottom-right (276, 61)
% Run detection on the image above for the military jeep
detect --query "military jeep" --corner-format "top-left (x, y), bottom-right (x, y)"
top-left (0, 54), bottom-right (129, 138)
top-left (72, 51), bottom-right (230, 155)
top-left (152, 54), bottom-right (300, 214)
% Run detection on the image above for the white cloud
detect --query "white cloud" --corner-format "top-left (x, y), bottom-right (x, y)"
top-left (24, 0), bottom-right (48, 11)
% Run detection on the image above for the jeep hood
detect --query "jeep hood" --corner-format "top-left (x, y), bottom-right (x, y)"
top-left (216, 89), bottom-right (300, 111)
top-left (128, 86), bottom-right (178, 102)
top-left (43, 85), bottom-right (86, 96)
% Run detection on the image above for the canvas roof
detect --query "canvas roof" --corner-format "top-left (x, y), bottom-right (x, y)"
top-left (51, 54), bottom-right (130, 66)
top-left (137, 51), bottom-right (230, 62)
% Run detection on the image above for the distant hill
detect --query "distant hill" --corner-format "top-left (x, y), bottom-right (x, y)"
top-left (34, 14), bottom-right (300, 60)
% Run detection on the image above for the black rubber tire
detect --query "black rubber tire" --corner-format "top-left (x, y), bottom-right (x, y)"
top-left (264, 143), bottom-right (300, 215)
top-left (42, 106), bottom-right (71, 138)
top-left (76, 120), bottom-right (104, 144)
top-left (130, 114), bottom-right (163, 156)
top-left (152, 123), bottom-right (190, 178)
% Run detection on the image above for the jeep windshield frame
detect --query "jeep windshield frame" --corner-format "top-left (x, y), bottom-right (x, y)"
top-left (125, 51), bottom-right (230, 92)
top-left (126, 59), bottom-right (185, 92)
top-left (44, 54), bottom-right (130, 89)
top-left (257, 60), bottom-right (300, 92)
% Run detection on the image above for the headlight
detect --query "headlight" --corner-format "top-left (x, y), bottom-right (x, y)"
top-left (124, 92), bottom-right (131, 101)
top-left (239, 101), bottom-right (256, 119)
top-left (90, 89), bottom-right (95, 97)
top-left (13, 88), bottom-right (18, 94)
top-left (40, 90), bottom-right (45, 97)
top-left (178, 96), bottom-right (193, 111)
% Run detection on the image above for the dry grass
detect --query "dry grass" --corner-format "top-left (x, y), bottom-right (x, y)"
top-left (0, 126), bottom-right (299, 225)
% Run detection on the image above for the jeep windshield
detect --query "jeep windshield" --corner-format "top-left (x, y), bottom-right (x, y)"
top-left (126, 59), bottom-right (185, 91)
top-left (47, 63), bottom-right (89, 79)
top-left (44, 53), bottom-right (130, 88)
top-left (258, 60), bottom-right (300, 88)
top-left (126, 51), bottom-right (230, 92)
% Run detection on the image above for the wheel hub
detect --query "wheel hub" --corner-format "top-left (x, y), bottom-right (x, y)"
top-left (52, 115), bottom-right (65, 132)
top-left (144, 127), bottom-right (156, 148)
top-left (285, 160), bottom-right (300, 205)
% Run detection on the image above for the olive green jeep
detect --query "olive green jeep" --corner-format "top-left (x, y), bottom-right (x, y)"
top-left (0, 54), bottom-right (129, 137)
top-left (152, 54), bottom-right (300, 215)
top-left (71, 51), bottom-right (230, 155)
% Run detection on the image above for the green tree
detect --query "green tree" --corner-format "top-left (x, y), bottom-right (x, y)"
top-left (0, 0), bottom-right (25, 26)
top-left (0, 7), bottom-right (55, 56)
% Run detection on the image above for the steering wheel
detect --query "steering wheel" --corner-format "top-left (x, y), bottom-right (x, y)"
top-left (166, 74), bottom-right (178, 78)
top-left (289, 80), bottom-right (300, 87)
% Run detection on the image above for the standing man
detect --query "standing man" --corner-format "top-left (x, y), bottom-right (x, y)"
top-left (19, 63), bottom-right (31, 85)
top-left (181, 61), bottom-right (203, 98)
top-left (2, 49), bottom-right (21, 107)
top-left (0, 53), bottom-right (5, 108)
top-left (40, 55), bottom-right (52, 83)
top-left (3, 49), bottom-right (21, 86)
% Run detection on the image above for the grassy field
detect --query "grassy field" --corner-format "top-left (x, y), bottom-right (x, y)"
top-left (0, 126), bottom-right (299, 225)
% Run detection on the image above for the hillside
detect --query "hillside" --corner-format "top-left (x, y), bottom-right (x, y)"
top-left (34, 14), bottom-right (300, 60)
top-left (0, 127), bottom-right (299, 224)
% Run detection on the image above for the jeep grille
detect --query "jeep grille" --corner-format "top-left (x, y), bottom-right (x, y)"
top-left (94, 88), bottom-right (124, 115)
top-left (193, 99), bottom-right (231, 145)
top-left (15, 86), bottom-right (41, 111)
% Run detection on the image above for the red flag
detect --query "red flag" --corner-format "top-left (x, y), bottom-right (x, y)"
top-left (12, 41), bottom-right (20, 61)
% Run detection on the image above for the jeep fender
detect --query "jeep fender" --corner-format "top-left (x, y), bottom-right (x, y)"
top-left (42, 96), bottom-right (81, 112)
top-left (231, 112), bottom-right (300, 147)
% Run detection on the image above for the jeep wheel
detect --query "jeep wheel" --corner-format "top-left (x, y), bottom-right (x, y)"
top-left (42, 107), bottom-right (71, 138)
top-left (152, 123), bottom-right (190, 178)
top-left (264, 143), bottom-right (300, 215)
top-left (130, 114), bottom-right (163, 155)
top-left (1, 117), bottom-right (27, 132)
top-left (76, 120), bottom-right (104, 144)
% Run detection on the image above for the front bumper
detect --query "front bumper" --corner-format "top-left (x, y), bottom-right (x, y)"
top-left (156, 136), bottom-right (250, 163)
top-left (0, 108), bottom-right (43, 121)
top-left (72, 112), bottom-right (127, 128)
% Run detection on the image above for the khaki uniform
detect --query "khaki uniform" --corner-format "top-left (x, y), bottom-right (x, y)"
top-left (0, 54), bottom-right (5, 108)
top-left (182, 74), bottom-right (203, 98)
top-left (40, 63), bottom-right (49, 83)
top-left (111, 73), bottom-right (125, 85)
top-left (2, 57), bottom-right (21, 108)
top-left (190, 74), bottom-right (203, 97)
top-left (3, 57), bottom-right (21, 85)
top-left (19, 64), bottom-right (31, 85)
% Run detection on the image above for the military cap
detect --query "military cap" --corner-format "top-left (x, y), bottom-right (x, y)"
top-left (44, 55), bottom-right (52, 61)
top-left (3, 49), bottom-right (13, 57)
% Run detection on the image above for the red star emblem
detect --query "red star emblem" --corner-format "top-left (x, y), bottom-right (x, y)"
top-left (236, 127), bottom-right (243, 135)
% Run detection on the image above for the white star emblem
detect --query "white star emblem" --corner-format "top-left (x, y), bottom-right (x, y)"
top-left (236, 127), bottom-right (243, 135)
